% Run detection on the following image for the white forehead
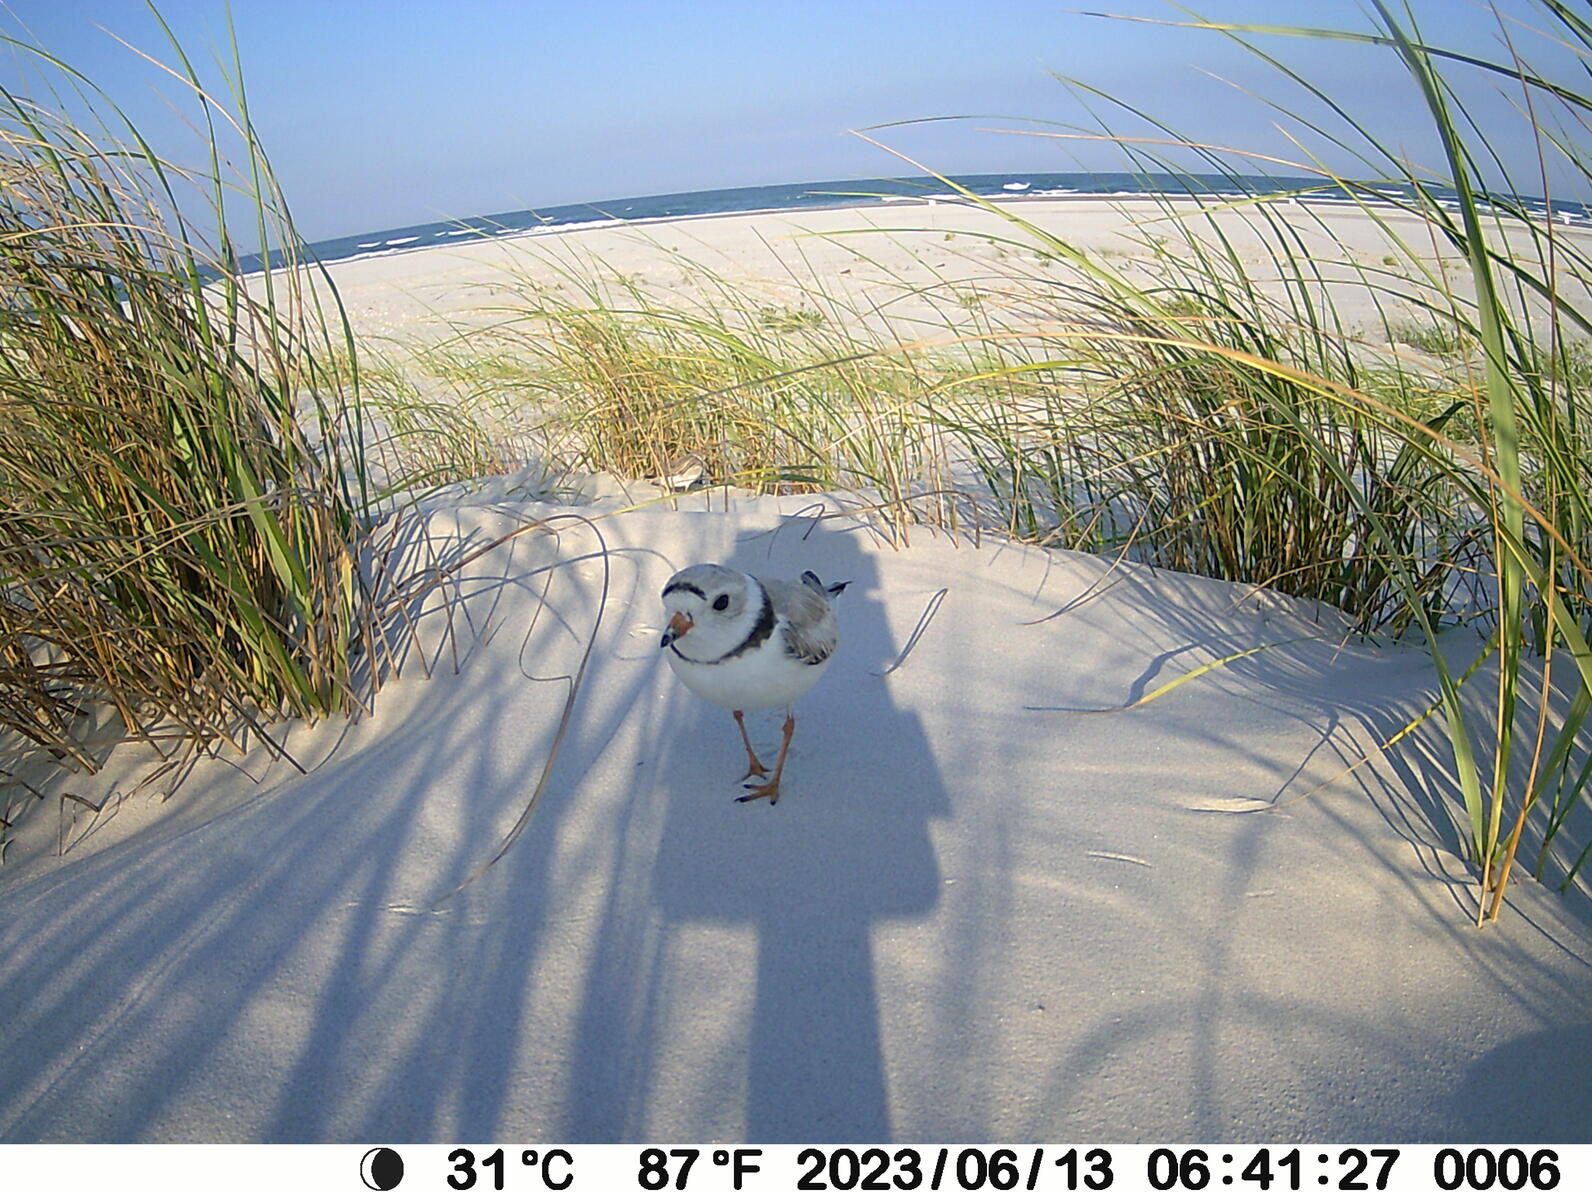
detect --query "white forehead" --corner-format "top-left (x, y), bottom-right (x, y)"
top-left (661, 564), bottom-right (746, 604)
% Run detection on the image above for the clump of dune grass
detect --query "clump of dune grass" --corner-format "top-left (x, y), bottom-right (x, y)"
top-left (0, 31), bottom-right (375, 829)
top-left (887, 0), bottom-right (1592, 921)
top-left (917, 245), bottom-right (1471, 633)
top-left (1196, 1), bottom-right (1590, 924)
top-left (394, 238), bottom-right (968, 532)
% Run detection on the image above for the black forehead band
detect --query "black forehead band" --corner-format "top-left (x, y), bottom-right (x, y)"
top-left (662, 580), bottom-right (707, 600)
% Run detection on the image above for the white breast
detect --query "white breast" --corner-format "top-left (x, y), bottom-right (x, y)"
top-left (666, 623), bottom-right (831, 711)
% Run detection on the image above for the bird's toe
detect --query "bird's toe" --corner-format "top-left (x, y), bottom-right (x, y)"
top-left (735, 779), bottom-right (780, 805)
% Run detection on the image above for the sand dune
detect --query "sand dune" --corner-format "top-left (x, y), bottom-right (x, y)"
top-left (3, 200), bottom-right (1591, 1142)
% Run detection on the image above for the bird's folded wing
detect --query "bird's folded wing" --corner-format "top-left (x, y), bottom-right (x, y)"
top-left (765, 578), bottom-right (838, 666)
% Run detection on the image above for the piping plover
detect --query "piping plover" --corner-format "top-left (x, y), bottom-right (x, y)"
top-left (660, 564), bottom-right (847, 804)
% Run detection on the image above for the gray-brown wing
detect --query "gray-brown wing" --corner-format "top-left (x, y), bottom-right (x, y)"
top-left (762, 576), bottom-right (839, 666)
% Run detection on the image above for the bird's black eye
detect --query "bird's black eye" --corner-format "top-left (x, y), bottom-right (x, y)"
top-left (712, 594), bottom-right (730, 611)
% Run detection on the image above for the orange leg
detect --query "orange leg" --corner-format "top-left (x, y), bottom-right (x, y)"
top-left (737, 712), bottom-right (795, 805)
top-left (733, 709), bottom-right (767, 780)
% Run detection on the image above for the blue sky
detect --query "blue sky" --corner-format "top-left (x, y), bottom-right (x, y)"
top-left (2, 2), bottom-right (1582, 243)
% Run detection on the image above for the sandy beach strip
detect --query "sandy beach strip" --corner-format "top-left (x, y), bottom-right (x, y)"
top-left (305, 196), bottom-right (1592, 348)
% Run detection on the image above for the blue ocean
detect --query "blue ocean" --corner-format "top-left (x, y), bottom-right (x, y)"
top-left (248, 171), bottom-right (1590, 275)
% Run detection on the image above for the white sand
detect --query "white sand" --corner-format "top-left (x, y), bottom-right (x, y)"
top-left (2, 201), bottom-right (1590, 1143)
top-left (313, 196), bottom-right (1592, 348)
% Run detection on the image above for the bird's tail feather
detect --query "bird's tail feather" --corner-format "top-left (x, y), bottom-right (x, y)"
top-left (801, 570), bottom-right (849, 598)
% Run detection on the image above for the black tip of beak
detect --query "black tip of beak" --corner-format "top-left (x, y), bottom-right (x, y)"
top-left (660, 631), bottom-right (674, 650)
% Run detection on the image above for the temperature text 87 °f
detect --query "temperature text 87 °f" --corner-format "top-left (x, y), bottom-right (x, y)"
top-left (639, 1148), bottom-right (765, 1190)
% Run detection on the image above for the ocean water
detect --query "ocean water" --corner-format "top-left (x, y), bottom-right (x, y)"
top-left (241, 171), bottom-right (1590, 275)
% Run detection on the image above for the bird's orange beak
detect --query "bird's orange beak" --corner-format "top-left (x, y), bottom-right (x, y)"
top-left (660, 611), bottom-right (693, 649)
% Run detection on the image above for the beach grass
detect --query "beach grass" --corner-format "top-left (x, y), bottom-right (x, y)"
top-left (0, 27), bottom-right (376, 818)
top-left (385, 236), bottom-right (974, 531)
top-left (925, 0), bottom-right (1592, 918)
top-left (1159, 0), bottom-right (1592, 922)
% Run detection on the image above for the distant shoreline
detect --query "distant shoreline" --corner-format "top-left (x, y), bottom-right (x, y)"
top-left (294, 193), bottom-right (1388, 272)
top-left (254, 172), bottom-right (1589, 280)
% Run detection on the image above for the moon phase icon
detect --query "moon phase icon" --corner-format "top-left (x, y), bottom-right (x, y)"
top-left (360, 1147), bottom-right (404, 1191)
